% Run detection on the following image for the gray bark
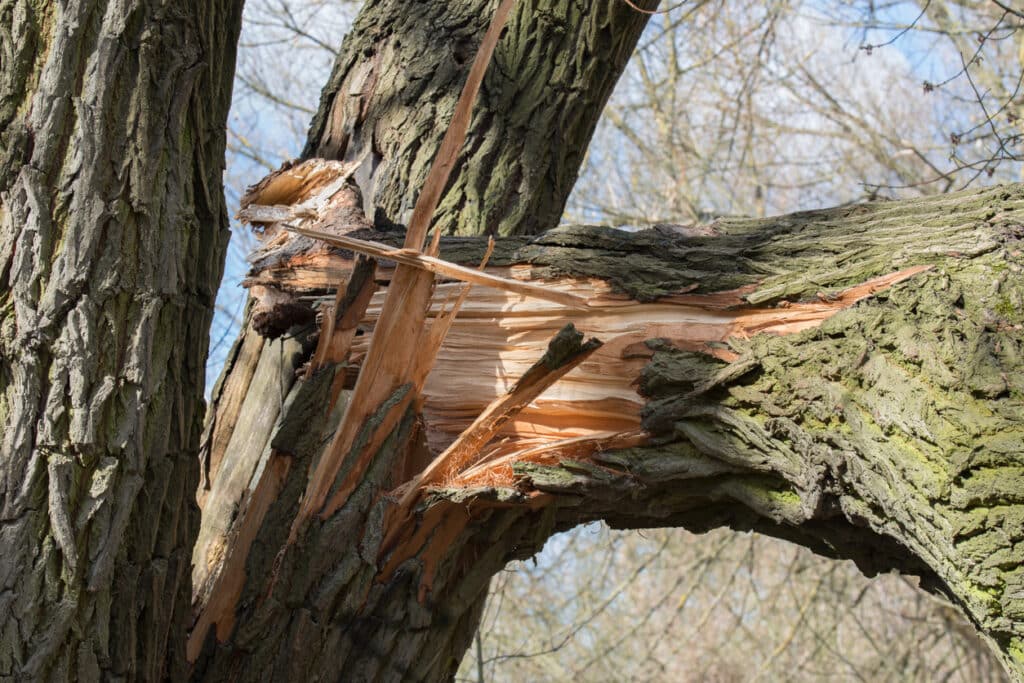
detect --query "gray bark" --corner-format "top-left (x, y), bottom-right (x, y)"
top-left (0, 1), bottom-right (242, 679)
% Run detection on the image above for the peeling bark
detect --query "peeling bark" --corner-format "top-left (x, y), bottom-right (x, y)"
top-left (0, 1), bottom-right (242, 679)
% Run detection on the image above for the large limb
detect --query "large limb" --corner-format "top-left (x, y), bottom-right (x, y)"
top-left (194, 181), bottom-right (1024, 680)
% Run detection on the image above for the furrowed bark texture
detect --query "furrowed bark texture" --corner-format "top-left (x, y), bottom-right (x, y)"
top-left (197, 181), bottom-right (1024, 681)
top-left (0, 1), bottom-right (242, 679)
top-left (303, 0), bottom-right (654, 236)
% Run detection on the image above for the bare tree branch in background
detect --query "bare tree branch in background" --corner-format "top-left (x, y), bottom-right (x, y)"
top-left (207, 0), bottom-right (360, 388)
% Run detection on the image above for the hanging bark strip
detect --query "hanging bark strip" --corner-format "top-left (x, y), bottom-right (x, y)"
top-left (288, 0), bottom-right (521, 535)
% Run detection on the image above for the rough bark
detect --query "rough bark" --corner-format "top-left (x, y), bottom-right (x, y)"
top-left (0, 1), bottom-right (242, 679)
top-left (303, 0), bottom-right (655, 236)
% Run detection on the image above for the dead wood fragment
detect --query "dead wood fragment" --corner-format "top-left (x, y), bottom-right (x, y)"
top-left (238, 157), bottom-right (365, 220)
top-left (305, 256), bottom-right (378, 377)
top-left (199, 330), bottom-right (266, 504)
top-left (455, 429), bottom-right (649, 487)
top-left (282, 224), bottom-right (588, 308)
top-left (249, 284), bottom-right (317, 338)
top-left (237, 158), bottom-right (372, 336)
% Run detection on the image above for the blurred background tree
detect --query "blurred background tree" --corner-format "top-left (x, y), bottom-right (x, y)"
top-left (212, 1), bottom-right (1022, 679)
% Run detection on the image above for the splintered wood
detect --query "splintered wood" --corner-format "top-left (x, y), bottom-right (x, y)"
top-left (349, 263), bottom-right (932, 482)
top-left (272, 0), bottom-right (521, 538)
top-left (280, 224), bottom-right (588, 309)
top-left (232, 149), bottom-right (933, 510)
top-left (400, 323), bottom-right (602, 501)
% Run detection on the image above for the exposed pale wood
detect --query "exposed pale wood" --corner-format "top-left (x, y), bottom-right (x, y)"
top-left (345, 265), bottom-right (934, 457)
top-left (286, 0), bottom-right (516, 535)
top-left (238, 157), bottom-right (364, 220)
top-left (399, 323), bottom-right (602, 506)
top-left (228, 229), bottom-right (933, 473)
top-left (192, 336), bottom-right (303, 594)
top-left (199, 329), bottom-right (266, 505)
top-left (237, 157), bottom-right (370, 264)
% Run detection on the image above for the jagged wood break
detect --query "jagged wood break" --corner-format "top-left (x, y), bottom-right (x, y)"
top-left (192, 156), bottom-right (1024, 680)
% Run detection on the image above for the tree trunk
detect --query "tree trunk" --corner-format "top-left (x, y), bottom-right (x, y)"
top-left (303, 0), bottom-right (653, 237)
top-left (0, 1), bottom-right (242, 679)
top-left (192, 0), bottom-right (1024, 674)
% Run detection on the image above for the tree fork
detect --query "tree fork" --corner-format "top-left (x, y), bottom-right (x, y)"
top-left (193, 0), bottom-right (1024, 678)
top-left (193, 3), bottom-right (660, 679)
